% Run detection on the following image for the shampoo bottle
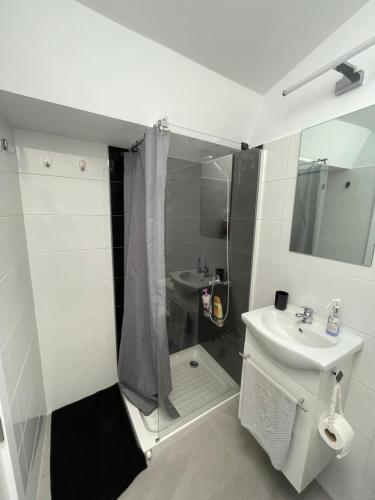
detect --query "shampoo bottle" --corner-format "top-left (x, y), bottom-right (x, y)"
top-left (213, 296), bottom-right (224, 327)
top-left (326, 299), bottom-right (341, 337)
top-left (202, 288), bottom-right (211, 317)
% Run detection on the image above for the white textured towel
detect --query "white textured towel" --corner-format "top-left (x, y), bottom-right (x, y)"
top-left (239, 359), bottom-right (297, 470)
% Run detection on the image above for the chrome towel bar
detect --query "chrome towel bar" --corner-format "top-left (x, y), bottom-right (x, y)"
top-left (239, 352), bottom-right (308, 413)
top-left (296, 398), bottom-right (308, 413)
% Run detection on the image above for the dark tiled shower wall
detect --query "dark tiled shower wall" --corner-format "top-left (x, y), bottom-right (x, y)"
top-left (227, 151), bottom-right (260, 334)
top-left (108, 146), bottom-right (126, 354)
top-left (165, 157), bottom-right (202, 272)
top-left (199, 149), bottom-right (260, 384)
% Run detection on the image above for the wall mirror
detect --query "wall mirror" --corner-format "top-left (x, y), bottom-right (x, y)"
top-left (200, 155), bottom-right (233, 239)
top-left (290, 104), bottom-right (375, 266)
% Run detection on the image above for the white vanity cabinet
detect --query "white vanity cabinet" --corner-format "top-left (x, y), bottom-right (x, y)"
top-left (240, 327), bottom-right (355, 493)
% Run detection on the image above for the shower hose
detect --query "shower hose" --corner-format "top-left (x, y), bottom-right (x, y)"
top-left (208, 159), bottom-right (231, 327)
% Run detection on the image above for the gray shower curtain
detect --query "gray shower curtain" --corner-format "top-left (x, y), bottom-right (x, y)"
top-left (290, 166), bottom-right (321, 254)
top-left (118, 127), bottom-right (172, 416)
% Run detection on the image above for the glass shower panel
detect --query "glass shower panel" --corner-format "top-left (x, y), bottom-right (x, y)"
top-left (158, 135), bottom-right (260, 439)
top-left (165, 156), bottom-right (203, 355)
top-left (199, 149), bottom-right (260, 384)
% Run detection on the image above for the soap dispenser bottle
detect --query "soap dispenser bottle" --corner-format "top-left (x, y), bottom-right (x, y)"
top-left (202, 288), bottom-right (211, 317)
top-left (326, 299), bottom-right (341, 337)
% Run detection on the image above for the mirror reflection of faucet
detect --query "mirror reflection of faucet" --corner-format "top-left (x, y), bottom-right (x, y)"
top-left (196, 255), bottom-right (210, 277)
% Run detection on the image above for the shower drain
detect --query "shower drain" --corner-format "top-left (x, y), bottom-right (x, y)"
top-left (189, 360), bottom-right (199, 368)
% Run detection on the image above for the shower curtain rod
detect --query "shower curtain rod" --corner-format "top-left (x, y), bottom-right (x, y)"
top-left (297, 158), bottom-right (328, 175)
top-left (128, 118), bottom-right (245, 153)
top-left (168, 121), bottom-right (242, 146)
top-left (299, 158), bottom-right (328, 166)
top-left (282, 34), bottom-right (375, 96)
top-left (129, 137), bottom-right (144, 152)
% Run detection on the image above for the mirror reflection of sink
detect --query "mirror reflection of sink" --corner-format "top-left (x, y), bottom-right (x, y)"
top-left (170, 269), bottom-right (212, 293)
top-left (242, 304), bottom-right (363, 371)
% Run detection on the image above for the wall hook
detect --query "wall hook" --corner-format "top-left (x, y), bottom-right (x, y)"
top-left (0, 138), bottom-right (16, 154)
top-left (335, 62), bottom-right (364, 96)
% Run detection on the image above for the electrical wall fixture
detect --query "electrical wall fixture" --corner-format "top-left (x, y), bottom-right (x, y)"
top-left (44, 158), bottom-right (52, 168)
top-left (79, 159), bottom-right (86, 171)
top-left (0, 138), bottom-right (16, 154)
top-left (283, 34), bottom-right (375, 97)
top-left (335, 63), bottom-right (364, 96)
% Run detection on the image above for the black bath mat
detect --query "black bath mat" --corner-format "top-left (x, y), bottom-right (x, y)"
top-left (50, 384), bottom-right (147, 500)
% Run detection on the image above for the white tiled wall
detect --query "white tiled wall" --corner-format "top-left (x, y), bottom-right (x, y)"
top-left (252, 135), bottom-right (375, 500)
top-left (0, 117), bottom-right (46, 496)
top-left (313, 167), bottom-right (375, 265)
top-left (16, 130), bottom-right (118, 413)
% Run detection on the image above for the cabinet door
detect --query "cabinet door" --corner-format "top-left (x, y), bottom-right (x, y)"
top-left (239, 345), bottom-right (318, 492)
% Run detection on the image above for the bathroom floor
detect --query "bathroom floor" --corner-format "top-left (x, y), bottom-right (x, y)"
top-left (37, 403), bottom-right (331, 500)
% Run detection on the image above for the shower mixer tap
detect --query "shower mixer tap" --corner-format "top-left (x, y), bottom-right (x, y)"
top-left (208, 277), bottom-right (232, 287)
top-left (209, 277), bottom-right (221, 286)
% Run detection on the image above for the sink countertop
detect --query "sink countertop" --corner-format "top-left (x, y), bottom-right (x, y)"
top-left (241, 304), bottom-right (363, 371)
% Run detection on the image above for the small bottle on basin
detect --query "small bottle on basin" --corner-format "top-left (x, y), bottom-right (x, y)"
top-left (326, 299), bottom-right (341, 337)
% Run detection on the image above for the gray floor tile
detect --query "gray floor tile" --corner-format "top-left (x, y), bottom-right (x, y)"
top-left (37, 404), bottom-right (331, 500)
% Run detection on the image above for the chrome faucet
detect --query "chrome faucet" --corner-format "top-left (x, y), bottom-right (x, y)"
top-left (295, 306), bottom-right (314, 324)
top-left (196, 255), bottom-right (209, 275)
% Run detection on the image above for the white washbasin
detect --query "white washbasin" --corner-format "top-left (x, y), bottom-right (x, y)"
top-left (170, 269), bottom-right (211, 293)
top-left (241, 304), bottom-right (363, 371)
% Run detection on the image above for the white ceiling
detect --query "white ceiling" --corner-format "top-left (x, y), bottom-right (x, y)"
top-left (0, 91), bottom-right (232, 161)
top-left (0, 91), bottom-right (145, 148)
top-left (76, 0), bottom-right (368, 94)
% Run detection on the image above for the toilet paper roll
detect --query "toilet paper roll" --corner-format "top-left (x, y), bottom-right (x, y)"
top-left (318, 413), bottom-right (354, 459)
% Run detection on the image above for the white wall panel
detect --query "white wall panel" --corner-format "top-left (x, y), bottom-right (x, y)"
top-left (38, 308), bottom-right (115, 355)
top-left (20, 174), bottom-right (110, 215)
top-left (42, 335), bottom-right (116, 385)
top-left (17, 130), bottom-right (117, 413)
top-left (0, 116), bottom-right (46, 498)
top-left (46, 362), bottom-right (118, 413)
top-left (34, 280), bottom-right (114, 324)
top-left (29, 249), bottom-right (112, 289)
top-left (24, 215), bottom-right (111, 253)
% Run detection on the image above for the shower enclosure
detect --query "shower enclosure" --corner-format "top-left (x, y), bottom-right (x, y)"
top-left (109, 133), bottom-right (260, 449)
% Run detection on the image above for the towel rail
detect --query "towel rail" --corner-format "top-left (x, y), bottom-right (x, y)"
top-left (239, 352), bottom-right (308, 413)
top-left (296, 398), bottom-right (308, 413)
